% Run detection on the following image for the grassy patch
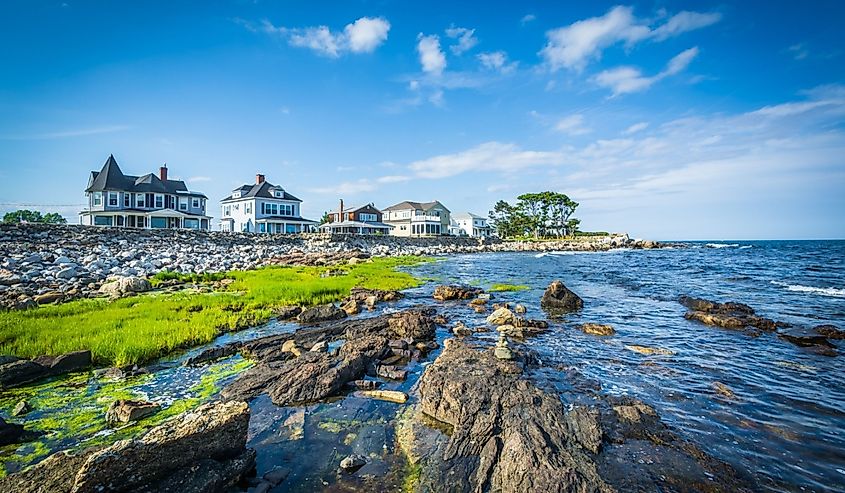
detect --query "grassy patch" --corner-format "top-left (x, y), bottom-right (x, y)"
top-left (489, 283), bottom-right (530, 292)
top-left (149, 271), bottom-right (227, 286)
top-left (0, 256), bottom-right (428, 367)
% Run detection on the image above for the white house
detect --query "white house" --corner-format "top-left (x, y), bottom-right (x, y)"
top-left (383, 200), bottom-right (451, 237)
top-left (220, 174), bottom-right (316, 233)
top-left (452, 212), bottom-right (491, 237)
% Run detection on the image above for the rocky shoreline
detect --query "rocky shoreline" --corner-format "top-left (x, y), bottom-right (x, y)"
top-left (0, 223), bottom-right (662, 310)
top-left (0, 277), bottom-right (780, 492)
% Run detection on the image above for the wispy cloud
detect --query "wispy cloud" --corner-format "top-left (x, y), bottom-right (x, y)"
top-left (593, 47), bottom-right (699, 96)
top-left (520, 14), bottom-right (536, 26)
top-left (554, 114), bottom-right (591, 135)
top-left (240, 16), bottom-right (390, 57)
top-left (445, 26), bottom-right (478, 55)
top-left (477, 51), bottom-right (518, 74)
top-left (539, 6), bottom-right (719, 72)
top-left (623, 122), bottom-right (649, 134)
top-left (0, 125), bottom-right (130, 140)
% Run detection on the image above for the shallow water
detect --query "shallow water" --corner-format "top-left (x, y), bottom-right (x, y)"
top-left (405, 241), bottom-right (845, 493)
top-left (2, 241), bottom-right (844, 492)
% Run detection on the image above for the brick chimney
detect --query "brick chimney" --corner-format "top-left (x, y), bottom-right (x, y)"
top-left (159, 164), bottom-right (168, 181)
top-left (256, 173), bottom-right (265, 185)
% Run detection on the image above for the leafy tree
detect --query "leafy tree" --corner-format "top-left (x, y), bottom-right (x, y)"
top-left (2, 210), bottom-right (66, 224)
top-left (489, 192), bottom-right (580, 239)
top-left (489, 200), bottom-right (524, 238)
top-left (318, 211), bottom-right (330, 225)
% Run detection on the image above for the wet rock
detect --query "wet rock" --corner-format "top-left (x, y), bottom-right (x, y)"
top-left (49, 350), bottom-right (92, 374)
top-left (275, 306), bottom-right (302, 320)
top-left (12, 400), bottom-right (31, 417)
top-left (146, 449), bottom-right (256, 493)
top-left (341, 299), bottom-right (360, 316)
top-left (281, 340), bottom-right (302, 358)
top-left (580, 323), bottom-right (616, 336)
top-left (814, 324), bottom-right (845, 340)
top-left (680, 296), bottom-right (776, 332)
top-left (779, 328), bottom-right (837, 356)
top-left (344, 287), bottom-right (403, 304)
top-left (0, 416), bottom-right (25, 446)
top-left (514, 303), bottom-right (527, 314)
top-left (184, 343), bottom-right (242, 366)
top-left (297, 304), bottom-right (347, 324)
top-left (262, 467), bottom-right (290, 486)
top-left (310, 340), bottom-right (328, 352)
top-left (712, 381), bottom-right (736, 399)
top-left (387, 310), bottom-right (435, 341)
top-left (105, 399), bottom-right (161, 425)
top-left (540, 280), bottom-right (584, 314)
top-left (452, 322), bottom-right (472, 337)
top-left (486, 306), bottom-right (515, 325)
top-left (339, 453), bottom-right (367, 472)
top-left (376, 364), bottom-right (408, 381)
top-left (0, 450), bottom-right (95, 493)
top-left (351, 379), bottom-right (379, 390)
top-left (357, 390), bottom-right (408, 404)
top-left (625, 345), bottom-right (675, 356)
top-left (433, 314), bottom-right (448, 325)
top-left (433, 284), bottom-right (484, 301)
top-left (0, 359), bottom-right (48, 389)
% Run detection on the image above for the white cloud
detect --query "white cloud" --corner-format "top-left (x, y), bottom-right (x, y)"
top-left (594, 47), bottom-right (699, 96)
top-left (428, 89), bottom-right (445, 106)
top-left (445, 26), bottom-right (478, 55)
top-left (651, 11), bottom-right (722, 41)
top-left (623, 122), bottom-right (649, 134)
top-left (250, 16), bottom-right (390, 58)
top-left (0, 125), bottom-right (130, 140)
top-left (540, 6), bottom-right (719, 72)
top-left (417, 34), bottom-right (447, 76)
top-left (345, 17), bottom-right (391, 53)
top-left (408, 142), bottom-right (565, 179)
top-left (787, 43), bottom-right (809, 60)
top-left (554, 115), bottom-right (591, 135)
top-left (477, 51), bottom-right (518, 74)
top-left (521, 14), bottom-right (536, 25)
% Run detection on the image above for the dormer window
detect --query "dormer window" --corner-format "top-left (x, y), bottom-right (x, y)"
top-left (232, 191), bottom-right (241, 199)
top-left (274, 190), bottom-right (283, 198)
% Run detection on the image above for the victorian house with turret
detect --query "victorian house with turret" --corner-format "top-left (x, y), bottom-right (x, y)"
top-left (220, 174), bottom-right (316, 233)
top-left (80, 155), bottom-right (211, 230)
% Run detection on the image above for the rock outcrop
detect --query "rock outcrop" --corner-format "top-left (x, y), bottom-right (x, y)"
top-left (0, 401), bottom-right (254, 493)
top-left (540, 280), bottom-right (584, 314)
top-left (411, 339), bottom-right (752, 493)
top-left (296, 303), bottom-right (347, 324)
top-left (223, 309), bottom-right (437, 405)
top-left (680, 296), bottom-right (777, 334)
top-left (433, 284), bottom-right (485, 301)
top-left (0, 350), bottom-right (92, 389)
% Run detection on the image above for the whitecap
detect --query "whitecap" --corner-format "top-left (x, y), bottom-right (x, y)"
top-left (771, 280), bottom-right (845, 298)
top-left (739, 245), bottom-right (752, 249)
top-left (705, 243), bottom-right (740, 248)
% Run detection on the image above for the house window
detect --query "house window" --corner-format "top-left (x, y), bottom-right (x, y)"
top-left (150, 217), bottom-right (166, 229)
top-left (93, 192), bottom-right (102, 206)
top-left (245, 203), bottom-right (252, 214)
top-left (259, 223), bottom-right (266, 233)
top-left (123, 194), bottom-right (130, 207)
top-left (179, 199), bottom-right (187, 211)
top-left (233, 191), bottom-right (241, 199)
top-left (184, 218), bottom-right (199, 229)
top-left (154, 194), bottom-right (163, 208)
top-left (94, 215), bottom-right (112, 226)
top-left (107, 192), bottom-right (118, 206)
top-left (223, 205), bottom-right (231, 216)
top-left (192, 198), bottom-right (200, 208)
top-left (136, 194), bottom-right (144, 207)
top-left (275, 191), bottom-right (283, 198)
top-left (360, 213), bottom-right (377, 222)
top-left (400, 225), bottom-right (406, 231)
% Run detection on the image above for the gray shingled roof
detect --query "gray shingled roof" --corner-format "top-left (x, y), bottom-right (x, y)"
top-left (85, 155), bottom-right (199, 196)
top-left (220, 181), bottom-right (302, 202)
top-left (383, 200), bottom-right (450, 212)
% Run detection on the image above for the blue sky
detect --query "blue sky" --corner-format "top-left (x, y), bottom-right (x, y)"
top-left (1, 1), bottom-right (844, 239)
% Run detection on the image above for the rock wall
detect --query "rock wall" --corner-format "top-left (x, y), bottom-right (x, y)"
top-left (0, 224), bottom-right (655, 309)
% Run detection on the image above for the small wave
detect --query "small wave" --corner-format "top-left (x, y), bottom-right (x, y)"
top-left (534, 252), bottom-right (548, 258)
top-left (771, 280), bottom-right (845, 298)
top-left (739, 245), bottom-right (753, 250)
top-left (705, 243), bottom-right (740, 249)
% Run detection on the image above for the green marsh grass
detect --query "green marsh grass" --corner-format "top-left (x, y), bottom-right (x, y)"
top-left (0, 256), bottom-right (428, 367)
top-left (489, 283), bottom-right (530, 292)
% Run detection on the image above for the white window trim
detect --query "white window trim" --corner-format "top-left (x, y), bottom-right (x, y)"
top-left (108, 192), bottom-right (118, 206)
top-left (93, 192), bottom-right (102, 206)
top-left (154, 194), bottom-right (164, 208)
top-left (136, 193), bottom-right (144, 207)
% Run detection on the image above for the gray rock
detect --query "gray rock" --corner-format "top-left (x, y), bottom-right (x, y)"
top-left (540, 280), bottom-right (584, 314)
top-left (340, 454), bottom-right (367, 471)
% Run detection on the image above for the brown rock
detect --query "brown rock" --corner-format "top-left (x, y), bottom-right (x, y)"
top-left (580, 323), bottom-right (616, 336)
top-left (540, 280), bottom-right (584, 314)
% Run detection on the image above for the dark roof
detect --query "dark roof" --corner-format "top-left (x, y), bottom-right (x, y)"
top-left (220, 181), bottom-right (302, 202)
top-left (85, 155), bottom-right (201, 196)
top-left (383, 200), bottom-right (450, 213)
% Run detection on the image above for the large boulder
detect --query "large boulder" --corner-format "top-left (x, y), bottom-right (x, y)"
top-left (297, 304), bottom-right (347, 324)
top-left (99, 276), bottom-right (152, 297)
top-left (0, 359), bottom-right (48, 389)
top-left (72, 400), bottom-right (252, 492)
top-left (433, 285), bottom-right (484, 301)
top-left (0, 416), bottom-right (25, 446)
top-left (580, 323), bottom-right (616, 336)
top-left (48, 350), bottom-right (92, 374)
top-left (540, 280), bottom-right (584, 314)
top-left (486, 307), bottom-right (515, 325)
top-left (387, 310), bottom-right (435, 341)
top-left (105, 399), bottom-right (161, 425)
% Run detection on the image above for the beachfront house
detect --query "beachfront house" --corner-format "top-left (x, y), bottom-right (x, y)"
top-left (452, 212), bottom-right (491, 237)
top-left (220, 174), bottom-right (316, 233)
top-left (318, 200), bottom-right (392, 235)
top-left (80, 155), bottom-right (211, 230)
top-left (383, 200), bottom-right (450, 237)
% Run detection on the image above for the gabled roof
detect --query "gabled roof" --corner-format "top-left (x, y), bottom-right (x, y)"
top-left (453, 212), bottom-right (486, 220)
top-left (221, 181), bottom-right (302, 202)
top-left (85, 155), bottom-right (198, 195)
top-left (332, 203), bottom-right (380, 215)
top-left (383, 200), bottom-right (450, 213)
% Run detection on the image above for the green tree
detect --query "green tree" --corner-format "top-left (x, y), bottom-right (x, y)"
top-left (318, 211), bottom-right (330, 225)
top-left (2, 210), bottom-right (66, 224)
top-left (489, 200), bottom-right (521, 238)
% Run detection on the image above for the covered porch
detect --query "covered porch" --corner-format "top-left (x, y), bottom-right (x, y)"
top-left (319, 220), bottom-right (392, 235)
top-left (81, 209), bottom-right (210, 230)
